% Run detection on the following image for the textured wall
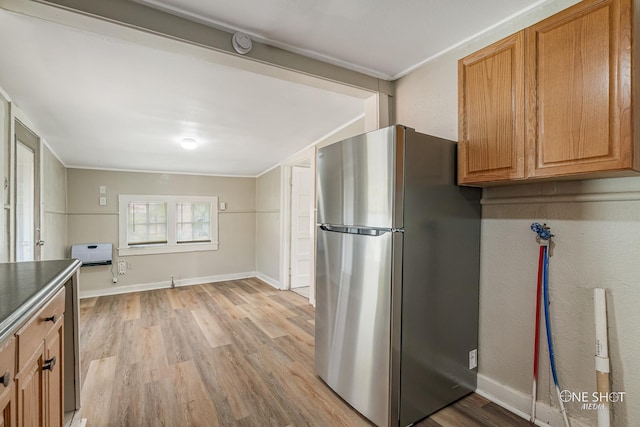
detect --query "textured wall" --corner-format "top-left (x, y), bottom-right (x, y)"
top-left (67, 168), bottom-right (256, 295)
top-left (393, 0), bottom-right (640, 425)
top-left (480, 180), bottom-right (640, 426)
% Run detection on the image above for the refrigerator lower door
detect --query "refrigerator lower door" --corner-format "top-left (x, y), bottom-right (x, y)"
top-left (315, 226), bottom-right (393, 427)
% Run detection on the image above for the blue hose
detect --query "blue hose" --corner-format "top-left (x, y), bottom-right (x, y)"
top-left (542, 245), bottom-right (560, 386)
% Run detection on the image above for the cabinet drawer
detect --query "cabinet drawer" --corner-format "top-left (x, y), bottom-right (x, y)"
top-left (16, 287), bottom-right (66, 373)
top-left (0, 337), bottom-right (15, 399)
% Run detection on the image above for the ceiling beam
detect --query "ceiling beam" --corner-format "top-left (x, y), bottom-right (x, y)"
top-left (2, 0), bottom-right (394, 98)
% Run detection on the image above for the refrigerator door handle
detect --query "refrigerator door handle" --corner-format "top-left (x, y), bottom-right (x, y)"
top-left (319, 224), bottom-right (390, 236)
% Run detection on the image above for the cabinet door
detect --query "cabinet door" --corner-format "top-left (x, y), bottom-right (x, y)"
top-left (16, 350), bottom-right (43, 427)
top-left (458, 31), bottom-right (525, 184)
top-left (0, 338), bottom-right (16, 427)
top-left (44, 318), bottom-right (63, 427)
top-left (527, 0), bottom-right (633, 178)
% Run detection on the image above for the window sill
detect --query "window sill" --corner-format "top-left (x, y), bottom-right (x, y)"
top-left (117, 242), bottom-right (219, 256)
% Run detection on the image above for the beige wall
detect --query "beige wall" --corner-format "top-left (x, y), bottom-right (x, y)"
top-left (42, 145), bottom-right (67, 260)
top-left (316, 117), bottom-right (365, 149)
top-left (67, 168), bottom-right (256, 296)
top-left (255, 166), bottom-right (281, 285)
top-left (254, 118), bottom-right (366, 289)
top-left (394, 1), bottom-right (639, 426)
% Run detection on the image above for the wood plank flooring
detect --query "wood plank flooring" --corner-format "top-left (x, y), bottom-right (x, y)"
top-left (79, 278), bottom-right (531, 427)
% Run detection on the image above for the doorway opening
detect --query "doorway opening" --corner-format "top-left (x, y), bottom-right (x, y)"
top-left (281, 148), bottom-right (316, 305)
top-left (14, 120), bottom-right (41, 261)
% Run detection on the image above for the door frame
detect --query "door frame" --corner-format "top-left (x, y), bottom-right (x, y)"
top-left (13, 117), bottom-right (43, 261)
top-left (289, 165), bottom-right (312, 290)
top-left (280, 146), bottom-right (316, 305)
top-left (0, 88), bottom-right (11, 262)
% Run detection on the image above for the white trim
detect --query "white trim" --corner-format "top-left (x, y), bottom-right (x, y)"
top-left (117, 194), bottom-right (219, 256)
top-left (41, 138), bottom-right (67, 168)
top-left (279, 146), bottom-right (317, 305)
top-left (392, 0), bottom-right (556, 79)
top-left (256, 114), bottom-right (365, 177)
top-left (0, 85), bottom-right (11, 102)
top-left (280, 165), bottom-right (292, 291)
top-left (67, 165), bottom-right (256, 179)
top-left (255, 272), bottom-right (281, 290)
top-left (43, 210), bottom-right (66, 215)
top-left (136, 0), bottom-right (392, 80)
top-left (78, 271), bottom-right (257, 299)
top-left (482, 191), bottom-right (640, 206)
top-left (118, 242), bottom-right (220, 256)
top-left (476, 373), bottom-right (590, 427)
top-left (255, 162), bottom-right (283, 179)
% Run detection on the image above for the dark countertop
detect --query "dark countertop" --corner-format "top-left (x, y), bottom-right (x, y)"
top-left (0, 259), bottom-right (81, 343)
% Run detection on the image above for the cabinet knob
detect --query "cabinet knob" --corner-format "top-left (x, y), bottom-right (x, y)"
top-left (44, 314), bottom-right (56, 323)
top-left (0, 371), bottom-right (9, 387)
top-left (43, 356), bottom-right (56, 372)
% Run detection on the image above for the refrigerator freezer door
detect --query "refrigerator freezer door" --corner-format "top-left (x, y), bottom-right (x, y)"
top-left (317, 126), bottom-right (402, 229)
top-left (315, 226), bottom-right (393, 427)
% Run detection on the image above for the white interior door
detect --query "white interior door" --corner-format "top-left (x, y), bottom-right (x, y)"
top-left (15, 121), bottom-right (41, 262)
top-left (290, 166), bottom-right (312, 289)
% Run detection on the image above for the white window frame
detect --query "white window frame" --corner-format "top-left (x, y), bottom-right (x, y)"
top-left (118, 194), bottom-right (219, 256)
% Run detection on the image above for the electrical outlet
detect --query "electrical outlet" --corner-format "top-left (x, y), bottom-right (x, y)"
top-left (117, 260), bottom-right (126, 275)
top-left (469, 349), bottom-right (478, 370)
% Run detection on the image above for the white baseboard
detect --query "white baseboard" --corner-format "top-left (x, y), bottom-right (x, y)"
top-left (477, 373), bottom-right (589, 427)
top-left (254, 272), bottom-right (281, 290)
top-left (79, 271), bottom-right (257, 298)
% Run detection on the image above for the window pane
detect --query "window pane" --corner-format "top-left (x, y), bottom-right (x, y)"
top-left (176, 202), bottom-right (211, 243)
top-left (128, 201), bottom-right (167, 245)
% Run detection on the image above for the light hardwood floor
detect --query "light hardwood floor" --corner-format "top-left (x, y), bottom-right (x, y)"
top-left (79, 278), bottom-right (530, 426)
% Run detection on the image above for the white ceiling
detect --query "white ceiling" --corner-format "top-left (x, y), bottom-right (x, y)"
top-left (139, 0), bottom-right (543, 79)
top-left (0, 0), bottom-right (545, 176)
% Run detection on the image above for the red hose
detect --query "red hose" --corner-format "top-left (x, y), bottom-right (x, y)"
top-left (533, 245), bottom-right (544, 380)
top-left (530, 244), bottom-right (544, 422)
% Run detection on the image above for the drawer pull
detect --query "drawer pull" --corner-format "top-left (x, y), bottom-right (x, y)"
top-left (43, 356), bottom-right (56, 372)
top-left (0, 371), bottom-right (9, 387)
top-left (44, 314), bottom-right (57, 323)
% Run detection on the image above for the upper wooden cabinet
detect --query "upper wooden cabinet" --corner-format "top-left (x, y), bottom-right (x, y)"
top-left (458, 31), bottom-right (525, 184)
top-left (458, 0), bottom-right (639, 185)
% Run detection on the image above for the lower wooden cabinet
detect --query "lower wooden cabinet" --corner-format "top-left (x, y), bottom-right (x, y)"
top-left (16, 347), bottom-right (44, 427)
top-left (13, 287), bottom-right (66, 427)
top-left (44, 319), bottom-right (63, 427)
top-left (0, 338), bottom-right (16, 427)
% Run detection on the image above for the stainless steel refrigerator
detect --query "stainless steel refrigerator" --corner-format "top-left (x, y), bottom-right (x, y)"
top-left (315, 125), bottom-right (481, 427)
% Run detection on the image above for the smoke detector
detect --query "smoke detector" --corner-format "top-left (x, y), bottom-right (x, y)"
top-left (232, 32), bottom-right (252, 55)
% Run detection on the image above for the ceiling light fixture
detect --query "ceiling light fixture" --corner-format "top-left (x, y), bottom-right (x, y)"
top-left (181, 138), bottom-right (198, 150)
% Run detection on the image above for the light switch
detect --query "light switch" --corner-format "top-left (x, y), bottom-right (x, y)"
top-left (99, 185), bottom-right (106, 194)
top-left (99, 196), bottom-right (107, 206)
top-left (219, 202), bottom-right (226, 211)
